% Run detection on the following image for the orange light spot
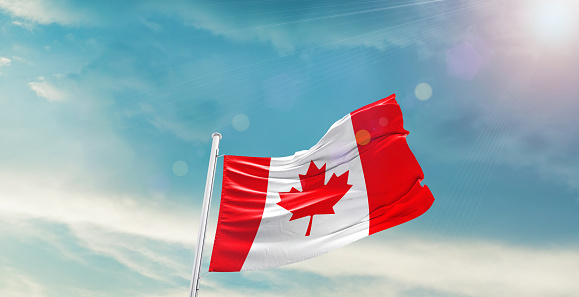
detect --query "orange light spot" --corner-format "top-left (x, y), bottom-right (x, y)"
top-left (355, 129), bottom-right (371, 145)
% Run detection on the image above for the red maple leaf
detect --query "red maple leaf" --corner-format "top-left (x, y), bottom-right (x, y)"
top-left (277, 161), bottom-right (352, 236)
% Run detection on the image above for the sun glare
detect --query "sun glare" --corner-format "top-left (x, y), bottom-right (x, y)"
top-left (529, 1), bottom-right (578, 45)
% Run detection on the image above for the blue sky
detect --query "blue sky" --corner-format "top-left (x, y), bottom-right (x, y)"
top-left (1, 0), bottom-right (578, 296)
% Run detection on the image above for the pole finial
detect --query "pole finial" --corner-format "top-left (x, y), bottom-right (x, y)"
top-left (212, 132), bottom-right (222, 139)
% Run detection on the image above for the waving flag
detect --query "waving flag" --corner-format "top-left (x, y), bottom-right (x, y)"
top-left (210, 94), bottom-right (434, 272)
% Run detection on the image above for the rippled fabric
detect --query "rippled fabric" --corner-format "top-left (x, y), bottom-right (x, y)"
top-left (210, 94), bottom-right (434, 272)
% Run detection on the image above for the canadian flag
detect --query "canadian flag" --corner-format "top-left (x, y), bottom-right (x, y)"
top-left (210, 94), bottom-right (434, 272)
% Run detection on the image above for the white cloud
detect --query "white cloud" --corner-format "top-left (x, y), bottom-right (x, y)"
top-left (284, 236), bottom-right (579, 297)
top-left (0, 174), bottom-right (200, 245)
top-left (2, 0), bottom-right (463, 53)
top-left (1, 171), bottom-right (577, 295)
top-left (0, 166), bottom-right (223, 281)
top-left (11, 20), bottom-right (35, 31)
top-left (0, 267), bottom-right (47, 297)
top-left (0, 0), bottom-right (91, 25)
top-left (10, 55), bottom-right (33, 65)
top-left (134, 286), bottom-right (267, 297)
top-left (69, 224), bottom-right (191, 281)
top-left (168, 1), bottom-right (435, 54)
top-left (28, 79), bottom-right (67, 102)
top-left (0, 56), bottom-right (10, 67)
top-left (130, 235), bottom-right (579, 297)
top-left (0, 57), bottom-right (11, 74)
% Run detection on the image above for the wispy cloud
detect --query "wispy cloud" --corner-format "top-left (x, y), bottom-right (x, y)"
top-left (4, 211), bottom-right (578, 297)
top-left (0, 56), bottom-right (10, 67)
top-left (169, 0), bottom-right (447, 54)
top-left (286, 236), bottom-right (579, 297)
top-left (10, 55), bottom-right (33, 65)
top-left (0, 267), bottom-right (47, 297)
top-left (0, 174), bottom-right (207, 282)
top-left (0, 173), bottom-right (200, 245)
top-left (127, 235), bottom-right (579, 297)
top-left (28, 79), bottom-right (68, 102)
top-left (1, 0), bottom-right (478, 54)
top-left (0, 56), bottom-right (11, 74)
top-left (69, 224), bottom-right (191, 282)
top-left (11, 20), bottom-right (35, 31)
top-left (0, 0), bottom-right (91, 25)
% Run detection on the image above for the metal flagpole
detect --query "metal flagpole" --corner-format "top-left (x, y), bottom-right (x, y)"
top-left (188, 132), bottom-right (222, 297)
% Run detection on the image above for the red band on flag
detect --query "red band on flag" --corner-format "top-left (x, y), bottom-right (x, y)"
top-left (209, 155), bottom-right (271, 272)
top-left (350, 95), bottom-right (434, 235)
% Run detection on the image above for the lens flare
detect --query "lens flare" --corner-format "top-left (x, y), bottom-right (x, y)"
top-left (529, 1), bottom-right (578, 45)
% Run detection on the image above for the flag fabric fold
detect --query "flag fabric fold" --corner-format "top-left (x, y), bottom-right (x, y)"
top-left (209, 94), bottom-right (434, 272)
